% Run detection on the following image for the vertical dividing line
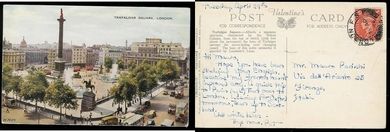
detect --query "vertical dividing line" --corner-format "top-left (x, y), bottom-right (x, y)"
top-left (285, 37), bottom-right (288, 114)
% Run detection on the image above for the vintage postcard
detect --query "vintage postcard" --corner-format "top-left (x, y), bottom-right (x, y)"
top-left (2, 5), bottom-right (190, 127)
top-left (195, 2), bottom-right (386, 128)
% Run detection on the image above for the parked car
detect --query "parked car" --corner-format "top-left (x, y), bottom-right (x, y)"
top-left (134, 101), bottom-right (151, 114)
top-left (168, 103), bottom-right (176, 114)
top-left (163, 90), bottom-right (168, 95)
top-left (101, 116), bottom-right (118, 125)
top-left (86, 65), bottom-right (93, 71)
top-left (175, 113), bottom-right (187, 123)
top-left (175, 102), bottom-right (188, 123)
top-left (123, 114), bottom-right (144, 126)
top-left (147, 110), bottom-right (157, 118)
top-left (170, 92), bottom-right (175, 97)
top-left (73, 66), bottom-right (81, 72)
top-left (175, 87), bottom-right (184, 99)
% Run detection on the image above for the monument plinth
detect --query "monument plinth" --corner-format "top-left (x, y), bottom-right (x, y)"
top-left (81, 91), bottom-right (96, 111)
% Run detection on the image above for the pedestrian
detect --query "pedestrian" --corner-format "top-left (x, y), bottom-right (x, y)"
top-left (6, 108), bottom-right (9, 113)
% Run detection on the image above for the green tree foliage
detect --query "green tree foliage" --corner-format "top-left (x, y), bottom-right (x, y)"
top-left (20, 70), bottom-right (48, 114)
top-left (119, 73), bottom-right (137, 107)
top-left (127, 60), bottom-right (137, 71)
top-left (2, 63), bottom-right (13, 91)
top-left (104, 57), bottom-right (113, 72)
top-left (117, 59), bottom-right (124, 70)
top-left (4, 75), bottom-right (22, 99)
top-left (109, 84), bottom-right (124, 108)
top-left (110, 72), bottom-right (137, 108)
top-left (133, 60), bottom-right (158, 104)
top-left (45, 79), bottom-right (78, 121)
top-left (62, 85), bottom-right (78, 115)
top-left (156, 59), bottom-right (180, 85)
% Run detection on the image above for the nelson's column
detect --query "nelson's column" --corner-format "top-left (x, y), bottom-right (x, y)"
top-left (54, 8), bottom-right (66, 77)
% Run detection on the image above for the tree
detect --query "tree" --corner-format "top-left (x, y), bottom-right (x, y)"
top-left (117, 59), bottom-right (124, 70)
top-left (109, 84), bottom-right (124, 109)
top-left (2, 63), bottom-right (13, 92)
top-left (119, 73), bottom-right (137, 107)
top-left (104, 57), bottom-right (113, 73)
top-left (156, 59), bottom-right (181, 86)
top-left (110, 73), bottom-right (137, 108)
top-left (133, 60), bottom-right (158, 104)
top-left (35, 70), bottom-right (49, 88)
top-left (20, 70), bottom-right (48, 115)
top-left (4, 75), bottom-right (22, 100)
top-left (62, 85), bottom-right (78, 116)
top-left (127, 60), bottom-right (137, 71)
top-left (145, 65), bottom-right (158, 98)
top-left (45, 79), bottom-right (78, 121)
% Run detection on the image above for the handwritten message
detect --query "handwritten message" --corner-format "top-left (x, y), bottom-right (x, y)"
top-left (198, 53), bottom-right (367, 127)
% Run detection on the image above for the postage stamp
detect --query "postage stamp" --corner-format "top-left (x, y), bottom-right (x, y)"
top-left (347, 8), bottom-right (383, 46)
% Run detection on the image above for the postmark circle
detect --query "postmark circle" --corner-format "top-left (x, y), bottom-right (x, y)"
top-left (346, 8), bottom-right (383, 46)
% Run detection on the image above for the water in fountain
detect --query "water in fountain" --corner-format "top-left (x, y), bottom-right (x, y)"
top-left (110, 63), bottom-right (118, 80)
top-left (99, 63), bottom-right (118, 83)
top-left (64, 67), bottom-right (86, 98)
top-left (63, 67), bottom-right (73, 88)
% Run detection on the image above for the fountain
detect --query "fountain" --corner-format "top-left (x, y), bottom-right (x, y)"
top-left (63, 67), bottom-right (88, 99)
top-left (63, 67), bottom-right (73, 87)
top-left (110, 63), bottom-right (118, 80)
top-left (100, 63), bottom-right (118, 83)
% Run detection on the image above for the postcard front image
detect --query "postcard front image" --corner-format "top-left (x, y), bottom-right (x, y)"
top-left (2, 5), bottom-right (190, 127)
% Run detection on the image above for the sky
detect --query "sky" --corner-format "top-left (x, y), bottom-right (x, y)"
top-left (3, 5), bottom-right (190, 48)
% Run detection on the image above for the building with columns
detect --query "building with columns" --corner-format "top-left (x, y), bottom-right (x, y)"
top-left (131, 38), bottom-right (186, 59)
top-left (2, 49), bottom-right (26, 70)
top-left (124, 38), bottom-right (187, 74)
